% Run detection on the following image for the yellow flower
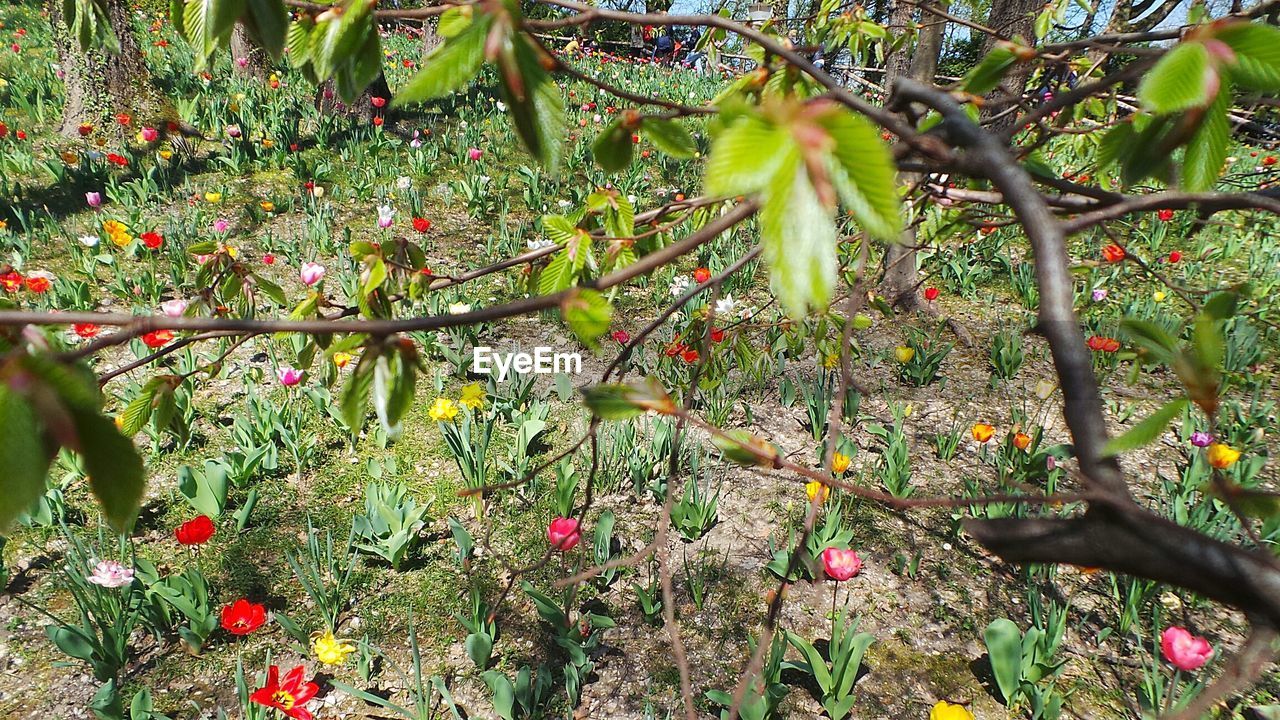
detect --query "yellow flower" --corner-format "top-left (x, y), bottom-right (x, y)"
top-left (429, 397), bottom-right (458, 421)
top-left (822, 353), bottom-right (839, 369)
top-left (459, 382), bottom-right (485, 410)
top-left (204, 192), bottom-right (222, 204)
top-left (260, 200), bottom-right (276, 213)
top-left (894, 345), bottom-right (915, 363)
top-left (972, 423), bottom-right (995, 443)
top-left (930, 701), bottom-right (974, 720)
top-left (333, 352), bottom-right (353, 368)
top-left (61, 150), bottom-right (80, 164)
top-left (805, 481), bottom-right (829, 504)
top-left (109, 230), bottom-right (133, 248)
top-left (1153, 290), bottom-right (1166, 302)
top-left (1207, 442), bottom-right (1240, 469)
top-left (832, 452), bottom-right (851, 474)
top-left (220, 243), bottom-right (239, 259)
top-left (261, 138), bottom-right (274, 149)
top-left (158, 148), bottom-right (173, 160)
top-left (310, 630), bottom-right (356, 666)
top-left (0, 220), bottom-right (7, 231)
top-left (903, 403), bottom-right (914, 418)
top-left (103, 219), bottom-right (129, 236)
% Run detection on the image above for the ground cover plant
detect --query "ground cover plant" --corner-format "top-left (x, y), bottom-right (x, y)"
top-left (0, 0), bottom-right (1278, 717)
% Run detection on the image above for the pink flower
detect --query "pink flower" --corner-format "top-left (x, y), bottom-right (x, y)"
top-left (299, 262), bottom-right (326, 286)
top-left (160, 299), bottom-right (188, 317)
top-left (277, 366), bottom-right (304, 387)
top-left (140, 126), bottom-right (158, 142)
top-left (1190, 431), bottom-right (1213, 447)
top-left (1161, 626), bottom-right (1212, 671)
top-left (236, 57), bottom-right (248, 68)
top-left (212, 219), bottom-right (230, 234)
top-left (821, 547), bottom-right (862, 581)
top-left (87, 560), bottom-right (134, 588)
top-left (85, 191), bottom-right (102, 208)
top-left (547, 517), bottom-right (581, 551)
top-left (467, 147), bottom-right (482, 161)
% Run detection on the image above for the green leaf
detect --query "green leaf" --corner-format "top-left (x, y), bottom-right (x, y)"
top-left (820, 108), bottom-right (902, 240)
top-left (465, 633), bottom-right (493, 668)
top-left (984, 618), bottom-right (1023, 705)
top-left (246, 0), bottom-right (288, 58)
top-left (705, 113), bottom-right (793, 196)
top-left (1102, 397), bottom-right (1188, 457)
top-left (580, 384), bottom-right (645, 420)
top-left (1138, 41), bottom-right (1213, 114)
top-left (118, 378), bottom-right (163, 436)
top-left (436, 6), bottom-right (473, 38)
top-left (1181, 78), bottom-right (1231, 191)
top-left (47, 626), bottom-right (96, 661)
top-left (362, 257), bottom-right (388, 297)
top-left (316, 0), bottom-right (375, 81)
top-left (70, 406), bottom-right (145, 532)
top-left (760, 153), bottom-right (837, 318)
top-left (643, 117), bottom-right (696, 158)
top-left (539, 249), bottom-right (577, 294)
top-left (0, 387), bottom-right (51, 532)
top-left (963, 45), bottom-right (1018, 94)
top-left (286, 17), bottom-right (314, 65)
top-left (395, 16), bottom-right (491, 105)
top-left (561, 289), bottom-right (612, 348)
top-left (340, 350), bottom-right (376, 431)
top-left (498, 35), bottom-right (566, 172)
top-left (1120, 318), bottom-right (1179, 365)
top-left (592, 119), bottom-right (634, 173)
top-left (1217, 22), bottom-right (1280, 92)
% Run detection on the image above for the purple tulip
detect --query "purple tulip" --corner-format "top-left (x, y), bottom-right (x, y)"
top-left (1190, 431), bottom-right (1213, 447)
top-left (85, 191), bottom-right (102, 208)
top-left (1092, 288), bottom-right (1108, 302)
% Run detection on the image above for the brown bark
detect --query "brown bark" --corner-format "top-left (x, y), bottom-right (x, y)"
top-left (908, 1), bottom-right (945, 85)
top-left (421, 18), bottom-right (442, 54)
top-left (230, 23), bottom-right (269, 79)
top-left (317, 72), bottom-right (394, 125)
top-left (49, 0), bottom-right (163, 138)
top-left (981, 0), bottom-right (1040, 133)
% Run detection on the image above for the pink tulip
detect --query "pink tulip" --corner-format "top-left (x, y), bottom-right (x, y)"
top-left (140, 126), bottom-right (158, 142)
top-left (276, 366), bottom-right (304, 387)
top-left (1161, 627), bottom-right (1212, 671)
top-left (547, 517), bottom-right (581, 551)
top-left (213, 219), bottom-right (230, 234)
top-left (160, 299), bottom-right (188, 318)
top-left (85, 191), bottom-right (102, 208)
top-left (821, 547), bottom-right (862, 581)
top-left (467, 147), bottom-right (482, 161)
top-left (299, 262), bottom-right (326, 286)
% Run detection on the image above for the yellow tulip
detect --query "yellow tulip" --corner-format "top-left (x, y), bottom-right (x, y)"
top-left (1207, 443), bottom-right (1240, 469)
top-left (894, 346), bottom-right (915, 363)
top-left (930, 701), bottom-right (974, 720)
top-left (832, 452), bottom-right (852, 474)
top-left (972, 423), bottom-right (995, 443)
top-left (805, 481), bottom-right (829, 504)
top-left (205, 192), bottom-right (222, 203)
top-left (333, 352), bottom-right (353, 368)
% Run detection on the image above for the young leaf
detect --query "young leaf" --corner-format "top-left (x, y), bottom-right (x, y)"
top-left (395, 16), bottom-right (491, 105)
top-left (592, 119), bottom-right (634, 173)
top-left (642, 117), bottom-right (697, 158)
top-left (1138, 42), bottom-right (1212, 114)
top-left (963, 45), bottom-right (1018, 95)
top-left (760, 153), bottom-right (837, 318)
top-left (705, 113), bottom-right (793, 196)
top-left (1216, 22), bottom-right (1280, 92)
top-left (71, 406), bottom-right (145, 532)
top-left (0, 387), bottom-right (51, 531)
top-left (1102, 397), bottom-right (1188, 457)
top-left (561, 289), bottom-right (612, 348)
top-left (820, 108), bottom-right (902, 240)
top-left (498, 36), bottom-right (566, 172)
top-left (246, 0), bottom-right (288, 58)
top-left (1182, 78), bottom-right (1231, 191)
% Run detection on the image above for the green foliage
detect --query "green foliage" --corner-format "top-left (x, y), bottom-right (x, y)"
top-left (783, 611), bottom-right (876, 720)
top-left (351, 481), bottom-right (430, 569)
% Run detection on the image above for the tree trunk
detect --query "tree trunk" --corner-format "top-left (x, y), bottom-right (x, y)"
top-left (49, 0), bottom-right (162, 138)
top-left (908, 0), bottom-right (945, 85)
top-left (317, 72), bottom-right (394, 125)
top-left (421, 18), bottom-right (441, 53)
top-left (981, 0), bottom-right (1040, 133)
top-left (230, 24), bottom-right (269, 79)
top-left (882, 0), bottom-right (915, 89)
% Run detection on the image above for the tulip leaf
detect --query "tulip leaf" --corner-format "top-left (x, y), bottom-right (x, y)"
top-left (1138, 41), bottom-right (1212, 114)
top-left (1103, 397), bottom-right (1188, 457)
top-left (984, 618), bottom-right (1023, 705)
top-left (0, 387), bottom-right (51, 532)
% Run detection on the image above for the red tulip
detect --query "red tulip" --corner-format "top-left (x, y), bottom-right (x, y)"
top-left (371, 96), bottom-right (387, 108)
top-left (611, 330), bottom-right (631, 344)
top-left (221, 599), bottom-right (267, 635)
top-left (24, 274), bottom-right (51, 294)
top-left (924, 287), bottom-right (939, 301)
top-left (821, 547), bottom-right (862, 581)
top-left (175, 515), bottom-right (215, 545)
top-left (548, 517), bottom-right (581, 551)
top-left (0, 271), bottom-right (22, 292)
top-left (692, 267), bottom-right (711, 284)
top-left (1263, 156), bottom-right (1277, 167)
top-left (710, 327), bottom-right (725, 343)
top-left (142, 329), bottom-right (174, 348)
top-left (1101, 244), bottom-right (1126, 263)
top-left (0, 121), bottom-right (7, 138)
top-left (682, 348), bottom-right (700, 363)
top-left (412, 217), bottom-right (432, 233)
top-left (1161, 626), bottom-right (1213, 671)
top-left (1157, 209), bottom-right (1174, 222)
top-left (1167, 250), bottom-right (1181, 263)
top-left (74, 323), bottom-right (100, 338)
top-left (250, 665), bottom-right (319, 720)
top-left (140, 231), bottom-right (163, 250)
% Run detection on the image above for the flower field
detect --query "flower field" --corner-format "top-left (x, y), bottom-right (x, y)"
top-left (0, 0), bottom-right (1279, 718)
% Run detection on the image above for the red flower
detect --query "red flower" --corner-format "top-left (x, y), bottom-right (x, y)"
top-left (250, 665), bottom-right (319, 720)
top-left (692, 267), bottom-right (711, 284)
top-left (710, 327), bottom-right (725, 343)
top-left (1101, 244), bottom-right (1126, 263)
top-left (1086, 335), bottom-right (1121, 353)
top-left (372, 116), bottom-right (384, 127)
top-left (682, 348), bottom-right (700, 363)
top-left (16, 129), bottom-right (26, 140)
top-left (263, 253), bottom-right (276, 265)
top-left (220, 599), bottom-right (267, 635)
top-left (1168, 250), bottom-right (1182, 263)
top-left (923, 287), bottom-right (939, 302)
top-left (73, 323), bottom-right (100, 338)
top-left (664, 341), bottom-right (684, 357)
top-left (0, 121), bottom-right (7, 138)
top-left (547, 517), bottom-right (581, 551)
top-left (24, 274), bottom-right (51, 293)
top-left (371, 96), bottom-right (387, 108)
top-left (0, 271), bottom-right (22, 292)
top-left (412, 217), bottom-right (432, 233)
top-left (106, 153), bottom-right (129, 167)
top-left (1157, 209), bottom-right (1174, 222)
top-left (115, 113), bottom-right (132, 126)
top-left (1263, 156), bottom-right (1277, 167)
top-left (77, 123), bottom-right (94, 137)
top-left (140, 231), bottom-right (163, 250)
top-left (142, 329), bottom-right (174, 348)
top-left (611, 329), bottom-right (631, 344)
top-left (175, 515), bottom-right (215, 545)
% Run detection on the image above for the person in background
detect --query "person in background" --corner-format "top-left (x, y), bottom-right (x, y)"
top-left (683, 27), bottom-right (707, 73)
top-left (652, 28), bottom-right (675, 64)
top-left (564, 37), bottom-right (580, 55)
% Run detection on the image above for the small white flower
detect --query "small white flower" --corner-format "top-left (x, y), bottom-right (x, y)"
top-left (714, 294), bottom-right (737, 316)
top-left (376, 205), bottom-right (395, 229)
top-left (160, 299), bottom-right (188, 318)
top-left (627, 194), bottom-right (637, 205)
top-left (448, 302), bottom-right (472, 315)
top-left (557, 200), bottom-right (572, 208)
top-left (78, 235), bottom-right (99, 247)
top-left (396, 176), bottom-right (412, 190)
top-left (496, 101), bottom-right (507, 112)
top-left (670, 275), bottom-right (691, 297)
